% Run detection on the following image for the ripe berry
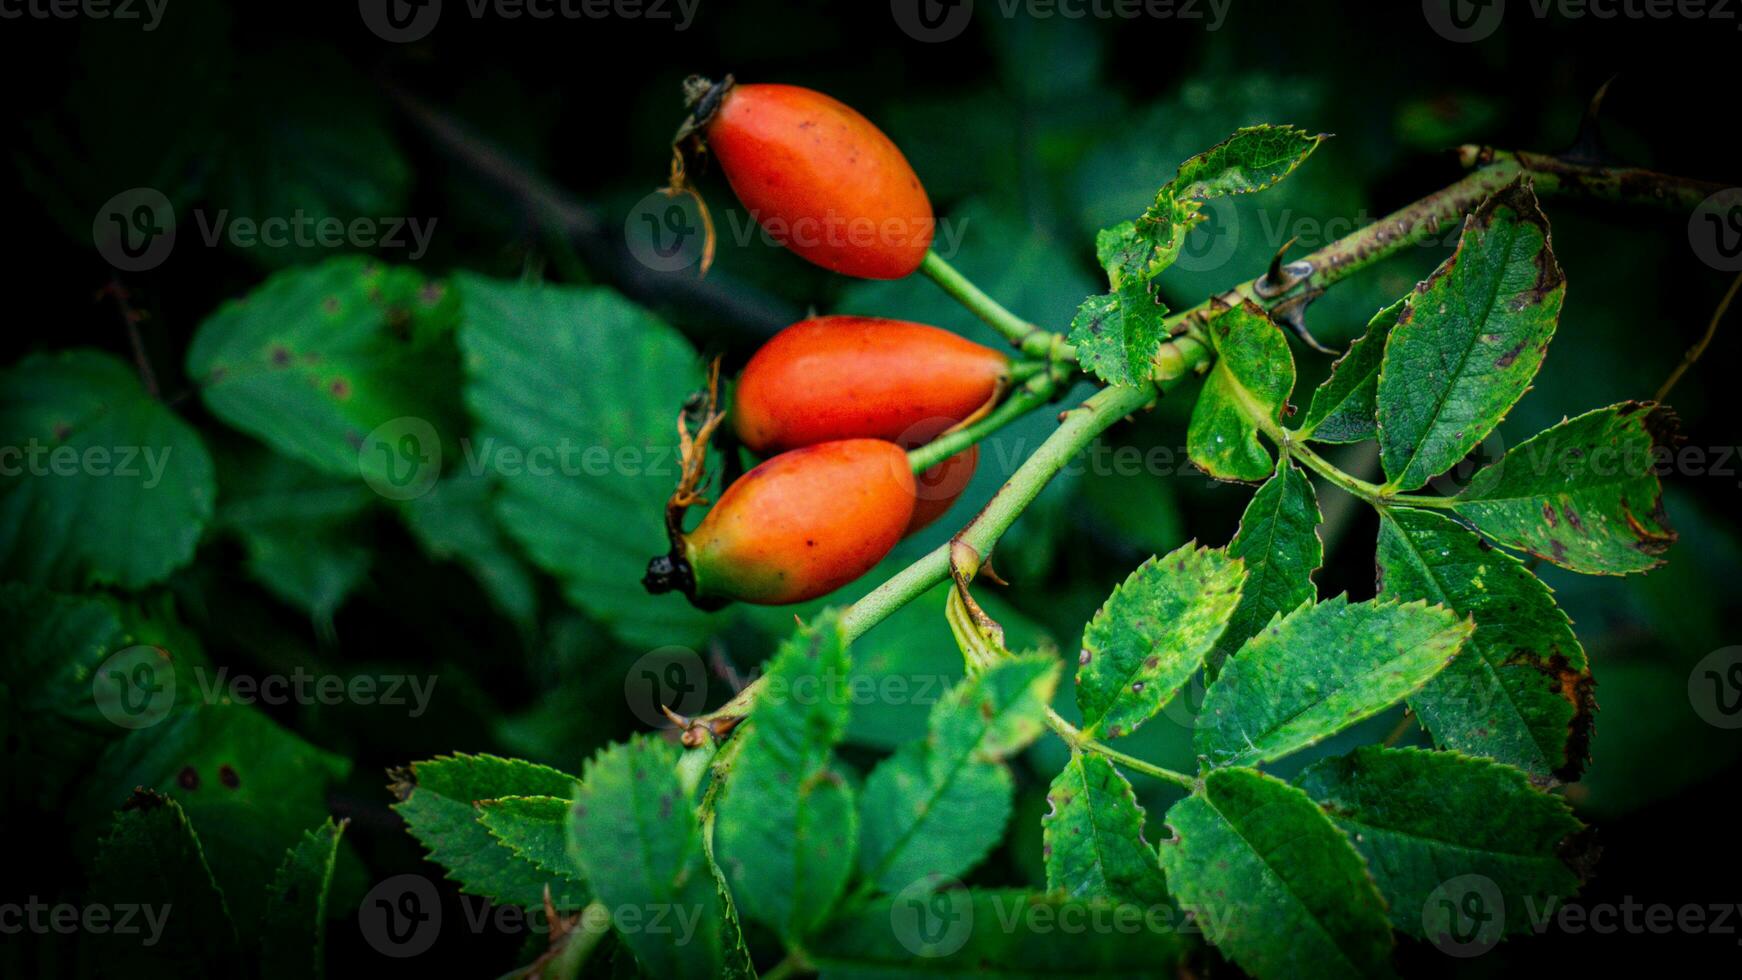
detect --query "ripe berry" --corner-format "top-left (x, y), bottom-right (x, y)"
top-left (731, 316), bottom-right (1009, 456)
top-left (907, 446), bottom-right (978, 536)
top-left (644, 439), bottom-right (915, 606)
top-left (691, 80), bottom-right (934, 279)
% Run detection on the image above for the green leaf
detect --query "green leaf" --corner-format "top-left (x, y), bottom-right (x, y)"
top-left (1170, 125), bottom-right (1328, 200)
top-left (1452, 401), bottom-right (1677, 574)
top-left (77, 702), bottom-right (352, 930)
top-left (261, 818), bottom-right (347, 980)
top-left (807, 889), bottom-right (1185, 977)
top-left (456, 274), bottom-right (715, 646)
top-left (1187, 302), bottom-right (1296, 483)
top-left (1075, 542), bottom-right (1245, 739)
top-left (400, 471), bottom-right (538, 626)
top-left (1297, 299), bottom-right (1403, 443)
top-left (1043, 752), bottom-right (1168, 906)
top-left (89, 791), bottom-right (241, 977)
top-left (1196, 596), bottom-right (1472, 768)
top-left (1296, 747), bottom-right (1586, 938)
top-left (477, 795), bottom-right (588, 889)
top-left (1158, 768), bottom-right (1393, 980)
top-left (0, 349), bottom-right (214, 589)
top-left (568, 736), bottom-right (724, 978)
top-left (1377, 179), bottom-right (1565, 491)
top-left (1212, 459), bottom-right (1322, 678)
top-left (187, 257), bottom-right (463, 482)
top-left (715, 613), bottom-right (857, 938)
top-left (1377, 507), bottom-right (1593, 781)
top-left (859, 655), bottom-right (1059, 894)
top-left (392, 752), bottom-right (585, 909)
top-left (1069, 289), bottom-right (1168, 389)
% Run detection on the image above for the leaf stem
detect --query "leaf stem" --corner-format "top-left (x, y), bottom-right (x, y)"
top-left (1044, 708), bottom-right (1197, 790)
top-left (920, 250), bottom-right (1068, 359)
top-left (907, 374), bottom-right (1058, 473)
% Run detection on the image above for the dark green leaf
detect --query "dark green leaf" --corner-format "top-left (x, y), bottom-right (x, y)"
top-left (261, 818), bottom-right (347, 980)
top-left (1452, 401), bottom-right (1677, 574)
top-left (1212, 459), bottom-right (1322, 677)
top-left (1075, 543), bottom-right (1245, 739)
top-left (569, 736), bottom-right (723, 977)
top-left (715, 613), bottom-right (857, 938)
top-left (478, 795), bottom-right (588, 889)
top-left (187, 258), bottom-right (463, 482)
top-left (1043, 752), bottom-right (1168, 906)
top-left (1171, 125), bottom-right (1328, 200)
top-left (1197, 596), bottom-right (1472, 768)
top-left (1377, 180), bottom-right (1564, 490)
top-left (0, 349), bottom-right (214, 589)
top-left (859, 655), bottom-right (1059, 894)
top-left (89, 791), bottom-right (241, 977)
top-left (1377, 507), bottom-right (1593, 780)
top-left (456, 275), bottom-right (715, 646)
top-left (1069, 289), bottom-right (1168, 389)
top-left (1158, 768), bottom-right (1393, 980)
top-left (393, 752), bottom-right (585, 909)
top-left (1297, 299), bottom-right (1403, 443)
top-left (400, 471), bottom-right (538, 626)
top-left (808, 889), bottom-right (1186, 977)
top-left (1187, 302), bottom-right (1295, 483)
top-left (1296, 746), bottom-right (1586, 938)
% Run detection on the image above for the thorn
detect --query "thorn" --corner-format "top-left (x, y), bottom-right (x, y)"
top-left (1254, 237), bottom-right (1302, 298)
top-left (1564, 74), bottom-right (1618, 166)
top-left (981, 559), bottom-right (1010, 587)
top-left (659, 703), bottom-right (690, 729)
top-left (1270, 289), bottom-right (1337, 354)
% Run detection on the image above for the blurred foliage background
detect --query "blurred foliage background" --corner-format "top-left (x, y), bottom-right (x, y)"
top-left (3, 0), bottom-right (1739, 974)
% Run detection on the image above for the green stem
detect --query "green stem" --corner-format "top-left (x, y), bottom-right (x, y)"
top-left (908, 377), bottom-right (1057, 473)
top-left (1044, 708), bottom-right (1197, 790)
top-left (920, 250), bottom-right (1066, 359)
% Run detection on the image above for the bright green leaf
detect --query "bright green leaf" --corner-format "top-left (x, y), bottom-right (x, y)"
top-left (1212, 459), bottom-right (1322, 678)
top-left (0, 349), bottom-right (214, 589)
top-left (1076, 542), bottom-right (1245, 739)
top-left (1296, 746), bottom-right (1586, 938)
top-left (477, 795), bottom-right (588, 890)
top-left (1197, 596), bottom-right (1472, 768)
top-left (1377, 179), bottom-right (1564, 491)
top-left (569, 736), bottom-right (723, 978)
top-left (1377, 507), bottom-right (1593, 781)
top-left (1187, 302), bottom-right (1295, 482)
top-left (1452, 401), bottom-right (1677, 574)
top-left (1158, 767), bottom-right (1394, 980)
top-left (1043, 752), bottom-right (1168, 906)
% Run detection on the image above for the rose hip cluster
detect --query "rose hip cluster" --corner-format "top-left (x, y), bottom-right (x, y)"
top-left (644, 79), bottom-right (1010, 608)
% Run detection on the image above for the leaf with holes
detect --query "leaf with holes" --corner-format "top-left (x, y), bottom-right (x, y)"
top-left (1377, 507), bottom-right (1593, 781)
top-left (1197, 596), bottom-right (1472, 768)
top-left (1377, 180), bottom-right (1564, 491)
top-left (1076, 542), bottom-right (1245, 739)
top-left (1452, 401), bottom-right (1677, 575)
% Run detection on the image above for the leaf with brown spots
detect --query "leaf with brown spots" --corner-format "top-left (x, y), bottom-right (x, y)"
top-left (1376, 179), bottom-right (1565, 491)
top-left (1453, 401), bottom-right (1677, 575)
top-left (1043, 752), bottom-right (1168, 906)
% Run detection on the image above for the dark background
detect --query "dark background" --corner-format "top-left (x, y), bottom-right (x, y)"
top-left (4, 0), bottom-right (1741, 975)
